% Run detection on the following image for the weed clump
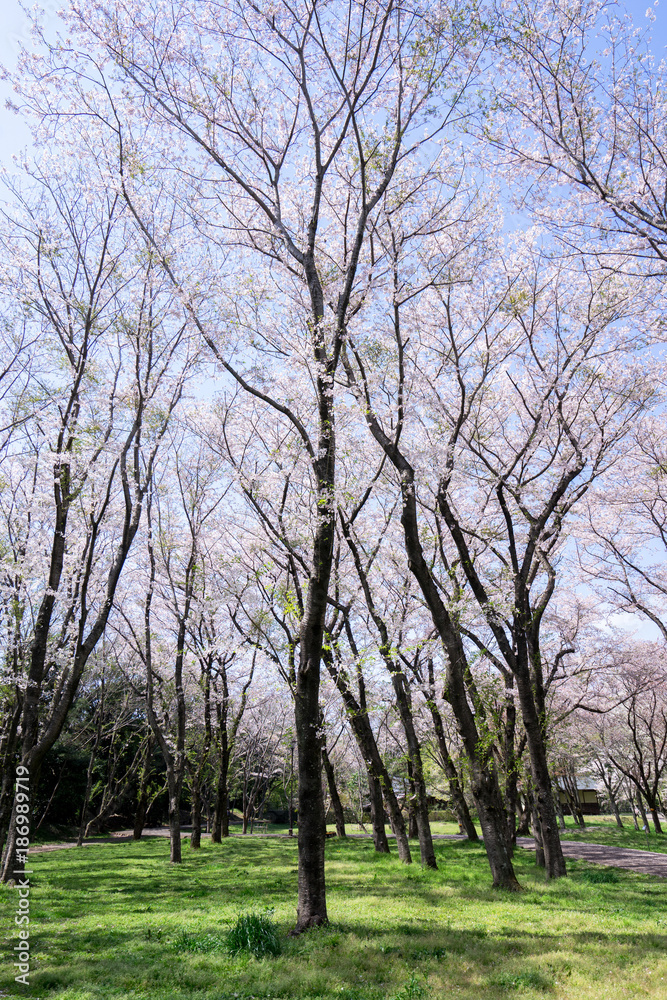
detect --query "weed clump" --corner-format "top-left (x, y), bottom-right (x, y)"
top-left (225, 910), bottom-right (282, 958)
top-left (391, 972), bottom-right (429, 999)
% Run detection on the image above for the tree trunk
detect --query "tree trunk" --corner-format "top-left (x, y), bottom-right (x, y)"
top-left (554, 784), bottom-right (567, 831)
top-left (529, 791), bottom-right (545, 868)
top-left (77, 743), bottom-right (99, 847)
top-left (133, 735), bottom-right (154, 840)
top-left (0, 767), bottom-right (16, 867)
top-left (611, 796), bottom-right (624, 829)
top-left (513, 668), bottom-right (566, 879)
top-left (368, 772), bottom-right (390, 853)
top-left (650, 805), bottom-right (663, 835)
top-left (293, 631), bottom-right (328, 931)
top-left (167, 768), bottom-right (182, 864)
top-left (502, 678), bottom-right (519, 848)
top-left (626, 781), bottom-right (639, 830)
top-left (321, 743), bottom-right (346, 838)
top-left (0, 696), bottom-right (22, 865)
top-left (211, 749), bottom-right (229, 842)
top-left (190, 774), bottom-right (202, 848)
top-left (325, 656), bottom-right (412, 864)
top-left (389, 457), bottom-right (519, 888)
top-left (602, 775), bottom-right (623, 830)
top-left (636, 788), bottom-right (649, 830)
top-left (389, 674), bottom-right (437, 869)
top-left (426, 683), bottom-right (478, 841)
top-left (516, 795), bottom-right (531, 836)
top-left (407, 775), bottom-right (419, 840)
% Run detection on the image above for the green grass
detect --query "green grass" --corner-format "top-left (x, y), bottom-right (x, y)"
top-left (1, 835), bottom-right (666, 1000)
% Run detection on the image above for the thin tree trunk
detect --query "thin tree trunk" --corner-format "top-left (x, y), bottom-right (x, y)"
top-left (502, 678), bottom-right (519, 847)
top-left (347, 428), bottom-right (520, 888)
top-left (626, 781), bottom-right (640, 830)
top-left (190, 775), bottom-right (202, 848)
top-left (0, 696), bottom-right (22, 865)
top-left (425, 675), bottom-right (478, 841)
top-left (212, 760), bottom-right (229, 841)
top-left (324, 650), bottom-right (412, 864)
top-left (167, 768), bottom-right (182, 863)
top-left (368, 772), bottom-right (390, 852)
top-left (133, 735), bottom-right (154, 840)
top-left (554, 783), bottom-right (567, 831)
top-left (611, 796), bottom-right (624, 829)
top-left (406, 770), bottom-right (419, 840)
top-left (78, 685), bottom-right (105, 848)
top-left (636, 788), bottom-right (649, 830)
top-left (528, 790), bottom-right (545, 868)
top-left (321, 742), bottom-right (346, 838)
top-left (77, 748), bottom-right (99, 847)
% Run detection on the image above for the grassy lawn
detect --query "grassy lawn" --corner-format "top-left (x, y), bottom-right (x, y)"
top-left (2, 835), bottom-right (666, 1000)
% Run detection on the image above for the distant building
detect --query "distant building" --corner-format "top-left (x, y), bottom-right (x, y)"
top-left (557, 777), bottom-right (601, 816)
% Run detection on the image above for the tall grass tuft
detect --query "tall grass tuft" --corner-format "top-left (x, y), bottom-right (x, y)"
top-left (225, 909), bottom-right (282, 958)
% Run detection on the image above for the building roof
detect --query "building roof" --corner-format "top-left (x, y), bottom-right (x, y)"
top-left (556, 777), bottom-right (599, 792)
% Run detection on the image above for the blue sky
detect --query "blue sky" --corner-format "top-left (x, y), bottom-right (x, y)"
top-left (1, 0), bottom-right (666, 166)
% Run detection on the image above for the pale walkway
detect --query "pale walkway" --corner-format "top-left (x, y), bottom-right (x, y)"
top-left (516, 836), bottom-right (667, 878)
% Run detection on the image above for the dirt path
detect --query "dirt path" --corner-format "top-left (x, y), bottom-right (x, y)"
top-left (516, 836), bottom-right (667, 878)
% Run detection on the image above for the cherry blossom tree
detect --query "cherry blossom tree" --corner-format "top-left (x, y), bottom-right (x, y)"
top-left (24, 0), bottom-right (490, 930)
top-left (343, 203), bottom-right (658, 881)
top-left (0, 161), bottom-right (194, 881)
